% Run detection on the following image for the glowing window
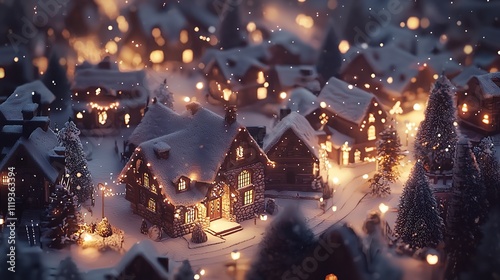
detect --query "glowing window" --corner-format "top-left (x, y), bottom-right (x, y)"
top-left (2, 175), bottom-right (8, 185)
top-left (0, 68), bottom-right (5, 79)
top-left (236, 146), bottom-right (244, 160)
top-left (368, 126), bottom-right (376, 140)
top-left (147, 198), bottom-right (156, 212)
top-left (180, 29), bottom-right (189, 44)
top-left (238, 170), bottom-right (251, 189)
top-left (143, 173), bottom-right (149, 188)
top-left (319, 113), bottom-right (329, 125)
top-left (354, 149), bottom-right (361, 162)
top-left (244, 189), bottom-right (254, 205)
top-left (98, 111), bottom-right (108, 125)
top-left (124, 113), bottom-right (130, 125)
top-left (342, 150), bottom-right (349, 165)
top-left (178, 178), bottom-right (187, 191)
top-left (368, 113), bottom-right (375, 123)
top-left (185, 208), bottom-right (195, 224)
top-left (182, 49), bottom-right (193, 63)
top-left (325, 274), bottom-right (338, 280)
top-left (483, 114), bottom-right (490, 124)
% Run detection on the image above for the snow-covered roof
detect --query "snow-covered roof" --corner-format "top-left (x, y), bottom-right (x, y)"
top-left (0, 81), bottom-right (55, 119)
top-left (273, 65), bottom-right (320, 91)
top-left (326, 126), bottom-right (355, 150)
top-left (418, 53), bottom-right (462, 77)
top-left (106, 240), bottom-right (175, 279)
top-left (451, 66), bottom-right (487, 90)
top-left (343, 45), bottom-right (418, 75)
top-left (127, 102), bottom-right (187, 147)
top-left (123, 103), bottom-right (270, 206)
top-left (0, 127), bottom-right (60, 183)
top-left (317, 77), bottom-right (377, 125)
top-left (178, 0), bottom-right (218, 30)
top-left (137, 5), bottom-right (187, 42)
top-left (268, 30), bottom-right (317, 64)
top-left (287, 87), bottom-right (318, 115)
top-left (264, 112), bottom-right (319, 158)
top-left (472, 72), bottom-right (500, 98)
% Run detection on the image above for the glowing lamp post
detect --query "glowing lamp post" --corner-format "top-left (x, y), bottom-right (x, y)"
top-left (98, 183), bottom-right (108, 218)
top-left (379, 203), bottom-right (389, 235)
top-left (231, 250), bottom-right (241, 280)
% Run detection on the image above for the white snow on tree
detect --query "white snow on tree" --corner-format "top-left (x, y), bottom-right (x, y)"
top-left (473, 137), bottom-right (500, 210)
top-left (445, 138), bottom-right (488, 280)
top-left (369, 125), bottom-right (404, 197)
top-left (58, 120), bottom-right (94, 203)
top-left (55, 257), bottom-right (81, 280)
top-left (246, 204), bottom-right (315, 280)
top-left (96, 217), bottom-right (113, 238)
top-left (414, 76), bottom-right (458, 172)
top-left (154, 79), bottom-right (174, 110)
top-left (394, 161), bottom-right (444, 249)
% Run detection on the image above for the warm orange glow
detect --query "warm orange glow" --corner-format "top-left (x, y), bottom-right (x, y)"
top-left (182, 49), bottom-right (193, 63)
top-left (124, 113), bottom-right (130, 125)
top-left (387, 77), bottom-right (393, 84)
top-left (117, 16), bottom-right (129, 33)
top-left (433, 74), bottom-right (439, 80)
top-left (223, 89), bottom-right (232, 101)
top-left (320, 101), bottom-right (327, 108)
top-left (407, 17), bottom-right (420, 30)
top-left (257, 71), bottom-right (266, 84)
top-left (420, 17), bottom-right (430, 29)
top-left (180, 30), bottom-right (189, 44)
top-left (491, 67), bottom-right (498, 73)
top-left (257, 87), bottom-right (267, 100)
top-left (463, 45), bottom-right (473, 55)
top-left (0, 68), bottom-right (4, 79)
top-left (461, 103), bottom-right (468, 113)
top-left (150, 50), bottom-right (164, 64)
top-left (184, 96), bottom-right (191, 102)
top-left (413, 103), bottom-right (422, 111)
top-left (246, 22), bottom-right (256, 32)
top-left (279, 92), bottom-right (287, 99)
top-left (76, 112), bottom-right (83, 119)
top-left (295, 14), bottom-right (314, 28)
top-left (483, 114), bottom-right (490, 124)
top-left (338, 40), bottom-right (350, 54)
top-left (105, 41), bottom-right (118, 55)
top-left (325, 274), bottom-right (338, 280)
top-left (196, 82), bottom-right (204, 90)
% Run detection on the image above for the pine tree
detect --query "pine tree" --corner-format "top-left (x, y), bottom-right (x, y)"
top-left (369, 125), bottom-right (404, 197)
top-left (316, 21), bottom-right (342, 83)
top-left (58, 121), bottom-right (94, 203)
top-left (461, 207), bottom-right (500, 280)
top-left (445, 138), bottom-right (487, 280)
top-left (154, 79), bottom-right (174, 110)
top-left (174, 260), bottom-right (195, 280)
top-left (42, 51), bottom-right (70, 110)
top-left (394, 161), bottom-right (444, 249)
top-left (473, 137), bottom-right (500, 210)
top-left (55, 257), bottom-right (82, 280)
top-left (414, 76), bottom-right (458, 172)
top-left (246, 205), bottom-right (315, 280)
top-left (218, 0), bottom-right (246, 50)
top-left (96, 217), bottom-right (113, 238)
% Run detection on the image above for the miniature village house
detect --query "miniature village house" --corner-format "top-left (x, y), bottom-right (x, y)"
top-left (264, 111), bottom-right (323, 192)
top-left (71, 58), bottom-right (148, 132)
top-left (0, 46), bottom-right (36, 102)
top-left (120, 102), bottom-right (271, 237)
top-left (457, 72), bottom-right (500, 134)
top-left (305, 77), bottom-right (387, 165)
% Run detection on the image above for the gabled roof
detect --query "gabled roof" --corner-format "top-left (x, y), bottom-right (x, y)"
top-left (264, 112), bottom-right (319, 158)
top-left (268, 31), bottom-right (317, 64)
top-left (316, 77), bottom-right (378, 125)
top-left (287, 87), bottom-right (318, 115)
top-left (137, 5), bottom-right (188, 42)
top-left (452, 66), bottom-right (487, 90)
top-left (273, 65), bottom-right (320, 92)
top-left (122, 103), bottom-right (270, 206)
top-left (471, 72), bottom-right (500, 98)
top-left (0, 81), bottom-right (55, 119)
top-left (73, 66), bottom-right (147, 93)
top-left (418, 53), bottom-right (462, 77)
top-left (0, 127), bottom-right (60, 183)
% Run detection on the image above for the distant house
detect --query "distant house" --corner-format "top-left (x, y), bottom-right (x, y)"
top-left (264, 111), bottom-right (322, 192)
top-left (0, 80), bottom-right (56, 117)
top-left (120, 103), bottom-right (271, 237)
top-left (0, 46), bottom-right (36, 102)
top-left (305, 77), bottom-right (387, 165)
top-left (267, 65), bottom-right (321, 101)
top-left (71, 58), bottom-right (148, 132)
top-left (456, 72), bottom-right (500, 134)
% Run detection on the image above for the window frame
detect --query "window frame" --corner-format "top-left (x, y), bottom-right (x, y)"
top-left (185, 207), bottom-right (196, 224)
top-left (147, 198), bottom-right (156, 212)
top-left (177, 178), bottom-right (188, 192)
top-left (243, 189), bottom-right (254, 205)
top-left (237, 170), bottom-right (252, 189)
top-left (368, 125), bottom-right (376, 141)
top-left (236, 146), bottom-right (244, 160)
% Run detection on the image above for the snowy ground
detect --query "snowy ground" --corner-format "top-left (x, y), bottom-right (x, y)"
top-left (39, 72), bottom-right (499, 280)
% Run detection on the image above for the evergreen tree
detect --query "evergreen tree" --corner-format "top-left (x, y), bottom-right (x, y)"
top-left (246, 205), bottom-right (315, 280)
top-left (394, 161), bottom-right (444, 249)
top-left (55, 257), bottom-right (81, 280)
top-left (218, 0), bottom-right (246, 50)
top-left (473, 137), bottom-right (500, 210)
top-left (414, 76), bottom-right (458, 172)
top-left (316, 22), bottom-right (342, 83)
top-left (154, 79), bottom-right (174, 110)
top-left (58, 121), bottom-right (94, 203)
top-left (445, 138), bottom-right (487, 280)
top-left (42, 51), bottom-right (70, 110)
top-left (369, 125), bottom-right (404, 197)
top-left (461, 207), bottom-right (500, 280)
top-left (96, 217), bottom-right (113, 238)
top-left (174, 260), bottom-right (195, 280)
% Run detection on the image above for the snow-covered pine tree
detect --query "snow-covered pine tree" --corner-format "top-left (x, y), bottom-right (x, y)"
top-left (246, 204), bottom-right (315, 280)
top-left (55, 257), bottom-right (82, 280)
top-left (58, 121), bottom-right (94, 203)
top-left (369, 125), bottom-right (404, 197)
top-left (414, 76), bottom-right (458, 172)
top-left (218, 0), bottom-right (246, 50)
top-left (42, 51), bottom-right (70, 110)
top-left (174, 260), bottom-right (195, 280)
top-left (461, 207), bottom-right (500, 280)
top-left (154, 79), bottom-right (174, 109)
top-left (96, 217), bottom-right (113, 238)
top-left (473, 137), bottom-right (500, 210)
top-left (445, 138), bottom-right (488, 280)
top-left (394, 161), bottom-right (444, 249)
top-left (316, 21), bottom-right (342, 83)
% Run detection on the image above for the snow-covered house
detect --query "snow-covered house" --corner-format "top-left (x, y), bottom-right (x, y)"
top-left (267, 65), bottom-right (321, 101)
top-left (0, 80), bottom-right (56, 117)
top-left (0, 46), bottom-right (36, 101)
top-left (119, 103), bottom-right (271, 237)
top-left (264, 112), bottom-right (322, 192)
top-left (451, 66), bottom-right (487, 91)
top-left (305, 77), bottom-right (387, 165)
top-left (456, 72), bottom-right (500, 134)
top-left (71, 58), bottom-right (148, 132)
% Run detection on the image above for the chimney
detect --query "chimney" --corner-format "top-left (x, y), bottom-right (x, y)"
top-left (22, 103), bottom-right (39, 120)
top-left (279, 107), bottom-right (291, 121)
top-left (153, 141), bottom-right (170, 159)
top-left (97, 56), bottom-right (112, 69)
top-left (31, 91), bottom-right (42, 111)
top-left (22, 116), bottom-right (50, 138)
top-left (225, 105), bottom-right (237, 125)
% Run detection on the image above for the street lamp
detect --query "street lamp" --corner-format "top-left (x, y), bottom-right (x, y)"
top-left (231, 250), bottom-right (240, 280)
top-left (98, 183), bottom-right (107, 218)
top-left (426, 250), bottom-right (439, 280)
top-left (379, 203), bottom-right (389, 235)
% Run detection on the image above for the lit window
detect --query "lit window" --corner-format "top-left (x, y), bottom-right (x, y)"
top-left (461, 103), bottom-right (468, 113)
top-left (143, 173), bottom-right (149, 188)
top-left (124, 113), bottom-right (130, 125)
top-left (178, 178), bottom-right (187, 191)
top-left (180, 29), bottom-right (189, 44)
top-left (365, 147), bottom-right (375, 152)
top-left (182, 49), bottom-right (193, 63)
top-left (483, 114), bottom-right (490, 124)
top-left (185, 208), bottom-right (195, 224)
top-left (342, 150), bottom-right (349, 165)
top-left (147, 198), bottom-right (156, 212)
top-left (244, 189), bottom-right (254, 205)
top-left (0, 67), bottom-right (5, 79)
top-left (2, 175), bottom-right (8, 185)
top-left (325, 274), bottom-right (338, 280)
top-left (368, 113), bottom-right (375, 123)
top-left (325, 141), bottom-right (332, 152)
top-left (257, 87), bottom-right (267, 100)
top-left (368, 125), bottom-right (376, 140)
top-left (238, 170), bottom-right (251, 189)
top-left (76, 112), bottom-right (83, 119)
top-left (319, 113), bottom-right (329, 125)
top-left (354, 149), bottom-right (361, 162)
top-left (236, 146), bottom-right (244, 160)
top-left (98, 111), bottom-right (107, 125)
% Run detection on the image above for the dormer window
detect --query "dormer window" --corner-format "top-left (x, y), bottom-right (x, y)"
top-left (178, 178), bottom-right (187, 192)
top-left (368, 113), bottom-right (375, 123)
top-left (236, 146), bottom-right (244, 160)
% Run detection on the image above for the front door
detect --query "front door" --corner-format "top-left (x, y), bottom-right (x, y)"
top-left (208, 197), bottom-right (222, 220)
